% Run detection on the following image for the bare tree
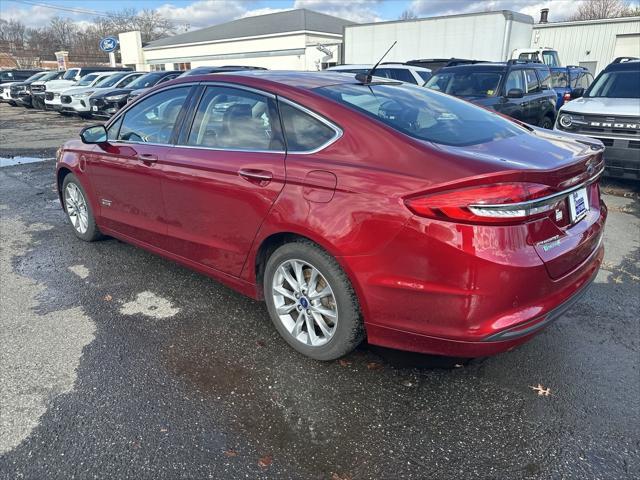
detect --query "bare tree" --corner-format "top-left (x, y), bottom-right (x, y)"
top-left (399, 9), bottom-right (418, 20)
top-left (570, 0), bottom-right (633, 20)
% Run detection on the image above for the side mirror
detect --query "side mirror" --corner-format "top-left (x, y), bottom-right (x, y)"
top-left (80, 125), bottom-right (107, 144)
top-left (570, 87), bottom-right (585, 99)
top-left (506, 88), bottom-right (524, 99)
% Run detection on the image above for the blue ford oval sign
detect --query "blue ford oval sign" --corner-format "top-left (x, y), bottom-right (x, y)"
top-left (99, 36), bottom-right (119, 53)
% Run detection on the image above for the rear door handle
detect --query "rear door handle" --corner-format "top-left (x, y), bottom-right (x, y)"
top-left (138, 153), bottom-right (158, 164)
top-left (238, 168), bottom-right (273, 185)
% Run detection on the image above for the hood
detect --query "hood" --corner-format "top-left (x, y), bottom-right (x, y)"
top-left (0, 82), bottom-right (18, 87)
top-left (92, 87), bottom-right (132, 99)
top-left (63, 86), bottom-right (98, 96)
top-left (559, 96), bottom-right (640, 117)
top-left (45, 79), bottom-right (76, 92)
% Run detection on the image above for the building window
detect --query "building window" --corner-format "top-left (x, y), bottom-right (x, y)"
top-left (150, 64), bottom-right (165, 71)
top-left (173, 62), bottom-right (191, 71)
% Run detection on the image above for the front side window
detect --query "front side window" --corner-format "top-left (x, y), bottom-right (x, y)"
top-left (426, 70), bottom-right (502, 97)
top-left (537, 68), bottom-right (551, 89)
top-left (504, 70), bottom-right (525, 92)
top-left (118, 86), bottom-right (191, 144)
top-left (186, 86), bottom-right (282, 151)
top-left (586, 70), bottom-right (640, 98)
top-left (279, 102), bottom-right (337, 152)
top-left (315, 83), bottom-right (524, 147)
top-left (524, 69), bottom-right (540, 93)
top-left (416, 70), bottom-right (432, 84)
top-left (374, 68), bottom-right (417, 84)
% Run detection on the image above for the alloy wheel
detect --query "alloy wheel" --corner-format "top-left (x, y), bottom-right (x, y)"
top-left (64, 183), bottom-right (89, 234)
top-left (271, 259), bottom-right (338, 347)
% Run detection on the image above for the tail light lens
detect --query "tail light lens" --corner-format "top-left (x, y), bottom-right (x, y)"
top-left (562, 92), bottom-right (571, 105)
top-left (405, 182), bottom-right (558, 225)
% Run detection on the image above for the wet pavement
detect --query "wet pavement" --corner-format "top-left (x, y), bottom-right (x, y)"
top-left (0, 103), bottom-right (639, 479)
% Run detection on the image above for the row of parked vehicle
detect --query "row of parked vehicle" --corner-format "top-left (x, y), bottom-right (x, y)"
top-left (0, 65), bottom-right (267, 119)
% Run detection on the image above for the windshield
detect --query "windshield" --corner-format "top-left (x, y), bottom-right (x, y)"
top-left (549, 70), bottom-right (568, 88)
top-left (128, 73), bottom-right (164, 89)
top-left (62, 69), bottom-right (79, 80)
top-left (76, 74), bottom-right (100, 86)
top-left (97, 72), bottom-right (128, 88)
top-left (24, 72), bottom-right (46, 82)
top-left (38, 71), bottom-right (63, 82)
top-left (315, 83), bottom-right (524, 147)
top-left (586, 70), bottom-right (640, 98)
top-left (425, 71), bottom-right (502, 97)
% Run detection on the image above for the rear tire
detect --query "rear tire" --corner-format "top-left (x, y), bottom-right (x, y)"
top-left (264, 240), bottom-right (364, 361)
top-left (62, 173), bottom-right (102, 242)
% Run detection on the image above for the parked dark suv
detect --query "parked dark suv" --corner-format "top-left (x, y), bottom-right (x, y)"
top-left (425, 60), bottom-right (557, 129)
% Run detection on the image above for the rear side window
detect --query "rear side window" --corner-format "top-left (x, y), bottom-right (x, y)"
top-left (278, 102), bottom-right (337, 152)
top-left (550, 70), bottom-right (568, 88)
top-left (416, 71), bottom-right (432, 84)
top-left (118, 86), bottom-right (191, 144)
top-left (186, 86), bottom-right (283, 151)
top-left (524, 69), bottom-right (540, 93)
top-left (378, 68), bottom-right (417, 84)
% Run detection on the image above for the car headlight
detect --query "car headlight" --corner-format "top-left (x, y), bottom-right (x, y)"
top-left (559, 113), bottom-right (573, 128)
top-left (104, 93), bottom-right (128, 102)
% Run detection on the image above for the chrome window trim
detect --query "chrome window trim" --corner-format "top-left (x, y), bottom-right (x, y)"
top-left (469, 166), bottom-right (604, 211)
top-left (105, 81), bottom-right (343, 155)
top-left (277, 97), bottom-right (343, 155)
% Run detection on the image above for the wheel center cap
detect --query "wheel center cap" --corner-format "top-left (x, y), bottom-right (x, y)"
top-left (299, 297), bottom-right (309, 309)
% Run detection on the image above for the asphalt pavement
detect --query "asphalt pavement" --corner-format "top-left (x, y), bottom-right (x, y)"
top-left (0, 104), bottom-right (639, 479)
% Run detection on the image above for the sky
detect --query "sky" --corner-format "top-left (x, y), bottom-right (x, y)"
top-left (1, 0), bottom-right (639, 31)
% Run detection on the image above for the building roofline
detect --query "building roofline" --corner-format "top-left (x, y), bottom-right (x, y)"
top-left (534, 15), bottom-right (640, 28)
top-left (344, 10), bottom-right (534, 30)
top-left (143, 30), bottom-right (342, 52)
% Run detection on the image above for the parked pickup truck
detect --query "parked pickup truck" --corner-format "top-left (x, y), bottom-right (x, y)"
top-left (555, 59), bottom-right (640, 180)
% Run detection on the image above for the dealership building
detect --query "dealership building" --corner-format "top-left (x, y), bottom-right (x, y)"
top-left (119, 9), bottom-right (353, 72)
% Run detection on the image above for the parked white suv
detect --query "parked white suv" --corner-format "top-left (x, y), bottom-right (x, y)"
top-left (59, 72), bottom-right (143, 117)
top-left (327, 63), bottom-right (432, 85)
top-left (554, 58), bottom-right (640, 180)
top-left (46, 72), bottom-right (116, 112)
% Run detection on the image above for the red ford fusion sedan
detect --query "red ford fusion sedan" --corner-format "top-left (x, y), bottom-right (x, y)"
top-left (56, 71), bottom-right (606, 361)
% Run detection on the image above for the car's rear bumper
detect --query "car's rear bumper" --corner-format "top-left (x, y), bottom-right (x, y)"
top-left (342, 199), bottom-right (606, 358)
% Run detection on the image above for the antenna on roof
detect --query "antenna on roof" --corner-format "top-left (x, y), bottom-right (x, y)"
top-left (355, 41), bottom-right (397, 84)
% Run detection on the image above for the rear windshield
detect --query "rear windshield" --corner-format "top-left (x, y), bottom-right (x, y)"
top-left (315, 83), bottom-right (524, 147)
top-left (586, 70), bottom-right (640, 98)
top-left (425, 70), bottom-right (502, 97)
top-left (550, 70), bottom-right (568, 88)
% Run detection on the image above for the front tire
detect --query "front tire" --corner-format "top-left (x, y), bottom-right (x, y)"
top-left (62, 173), bottom-right (102, 242)
top-left (540, 115), bottom-right (554, 129)
top-left (264, 240), bottom-right (364, 361)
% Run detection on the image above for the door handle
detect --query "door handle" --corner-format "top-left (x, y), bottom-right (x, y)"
top-left (138, 153), bottom-right (158, 164)
top-left (238, 168), bottom-right (273, 185)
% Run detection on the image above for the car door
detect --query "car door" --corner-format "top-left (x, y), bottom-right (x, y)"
top-left (523, 68), bottom-right (544, 125)
top-left (87, 85), bottom-right (194, 246)
top-left (160, 84), bottom-right (286, 276)
top-left (495, 69), bottom-right (526, 121)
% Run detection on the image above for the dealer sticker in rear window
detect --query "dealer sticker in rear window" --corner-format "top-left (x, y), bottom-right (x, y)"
top-left (568, 187), bottom-right (589, 222)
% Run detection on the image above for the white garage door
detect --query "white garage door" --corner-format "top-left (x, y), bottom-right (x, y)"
top-left (614, 34), bottom-right (640, 59)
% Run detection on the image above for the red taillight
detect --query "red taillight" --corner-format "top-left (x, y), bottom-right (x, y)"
top-left (562, 92), bottom-right (571, 105)
top-left (405, 182), bottom-right (557, 224)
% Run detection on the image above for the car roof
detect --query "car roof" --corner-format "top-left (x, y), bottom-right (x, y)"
top-left (436, 61), bottom-right (549, 74)
top-left (328, 64), bottom-right (429, 71)
top-left (171, 70), bottom-right (384, 90)
top-left (605, 60), bottom-right (640, 71)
